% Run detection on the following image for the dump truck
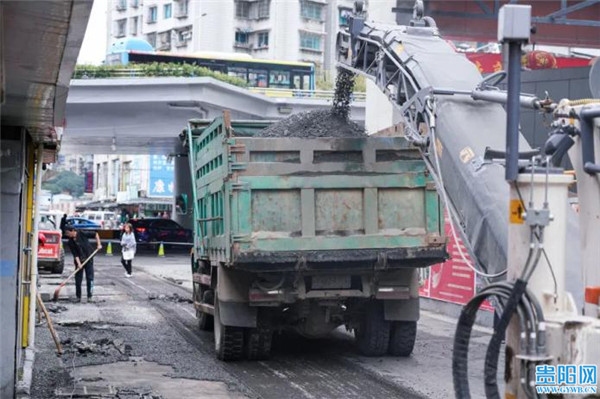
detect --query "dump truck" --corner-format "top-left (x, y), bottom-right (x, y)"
top-left (182, 112), bottom-right (447, 360)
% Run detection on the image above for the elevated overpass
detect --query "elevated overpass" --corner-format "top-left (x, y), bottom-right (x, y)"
top-left (62, 77), bottom-right (366, 154)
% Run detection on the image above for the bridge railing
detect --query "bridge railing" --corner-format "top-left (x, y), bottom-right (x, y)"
top-left (248, 87), bottom-right (366, 101)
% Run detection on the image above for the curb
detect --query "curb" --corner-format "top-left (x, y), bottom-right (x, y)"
top-left (15, 348), bottom-right (35, 398)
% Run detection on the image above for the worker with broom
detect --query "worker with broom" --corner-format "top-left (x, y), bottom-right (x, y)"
top-left (64, 226), bottom-right (102, 303)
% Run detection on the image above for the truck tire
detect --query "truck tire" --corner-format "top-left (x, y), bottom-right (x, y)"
top-left (214, 296), bottom-right (244, 361)
top-left (245, 328), bottom-right (272, 360)
top-left (198, 290), bottom-right (214, 331)
top-left (355, 300), bottom-right (391, 357)
top-left (52, 250), bottom-right (65, 274)
top-left (388, 321), bottom-right (417, 357)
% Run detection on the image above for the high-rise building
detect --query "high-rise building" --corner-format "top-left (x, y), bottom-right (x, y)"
top-left (106, 0), bottom-right (397, 72)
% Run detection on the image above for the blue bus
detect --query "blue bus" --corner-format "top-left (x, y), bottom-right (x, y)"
top-left (107, 38), bottom-right (315, 90)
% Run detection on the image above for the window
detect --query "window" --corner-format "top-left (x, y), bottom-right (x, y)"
top-left (249, 69), bottom-right (268, 87)
top-left (130, 0), bottom-right (139, 8)
top-left (235, 31), bottom-right (249, 46)
top-left (301, 1), bottom-right (323, 21)
top-left (164, 3), bottom-right (172, 19)
top-left (339, 8), bottom-right (352, 26)
top-left (146, 32), bottom-right (157, 48)
top-left (257, 31), bottom-right (269, 48)
top-left (116, 19), bottom-right (127, 38)
top-left (158, 30), bottom-right (172, 50)
top-left (176, 27), bottom-right (192, 47)
top-left (300, 32), bottom-right (322, 51)
top-left (116, 0), bottom-right (127, 11)
top-left (148, 6), bottom-right (158, 23)
top-left (258, 0), bottom-right (270, 18)
top-left (235, 1), bottom-right (250, 18)
top-left (269, 70), bottom-right (290, 87)
top-left (175, 0), bottom-right (188, 17)
top-left (228, 67), bottom-right (248, 80)
top-left (130, 16), bottom-right (138, 35)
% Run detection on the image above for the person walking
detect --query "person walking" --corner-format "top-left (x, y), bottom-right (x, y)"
top-left (64, 226), bottom-right (101, 302)
top-left (120, 223), bottom-right (136, 278)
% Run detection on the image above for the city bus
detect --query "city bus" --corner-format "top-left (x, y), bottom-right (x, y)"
top-left (106, 39), bottom-right (315, 90)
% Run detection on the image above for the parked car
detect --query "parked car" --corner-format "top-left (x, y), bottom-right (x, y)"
top-left (128, 218), bottom-right (192, 244)
top-left (82, 211), bottom-right (117, 229)
top-left (38, 222), bottom-right (64, 274)
top-left (65, 217), bottom-right (101, 230)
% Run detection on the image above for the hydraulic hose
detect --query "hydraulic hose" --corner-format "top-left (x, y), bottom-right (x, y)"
top-left (484, 278), bottom-right (529, 399)
top-left (484, 247), bottom-right (543, 399)
top-left (453, 246), bottom-right (545, 399)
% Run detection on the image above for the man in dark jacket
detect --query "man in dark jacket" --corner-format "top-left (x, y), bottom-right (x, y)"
top-left (64, 226), bottom-right (102, 302)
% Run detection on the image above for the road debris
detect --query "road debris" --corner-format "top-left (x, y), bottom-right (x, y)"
top-left (147, 293), bottom-right (192, 304)
top-left (46, 303), bottom-right (68, 314)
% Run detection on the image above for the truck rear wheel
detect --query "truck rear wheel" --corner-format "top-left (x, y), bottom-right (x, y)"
top-left (388, 321), bottom-right (416, 357)
top-left (355, 300), bottom-right (390, 357)
top-left (214, 296), bottom-right (244, 361)
top-left (245, 328), bottom-right (272, 360)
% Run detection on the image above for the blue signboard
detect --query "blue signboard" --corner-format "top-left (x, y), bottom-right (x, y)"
top-left (148, 155), bottom-right (174, 197)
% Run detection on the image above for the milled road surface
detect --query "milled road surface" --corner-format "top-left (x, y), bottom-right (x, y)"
top-left (32, 252), bottom-right (492, 398)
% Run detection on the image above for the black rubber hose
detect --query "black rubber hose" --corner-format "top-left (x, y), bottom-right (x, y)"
top-left (453, 293), bottom-right (488, 399)
top-left (483, 278), bottom-right (529, 399)
top-left (452, 288), bottom-right (529, 399)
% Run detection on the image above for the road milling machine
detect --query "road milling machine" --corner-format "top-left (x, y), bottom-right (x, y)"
top-left (337, 1), bottom-right (600, 398)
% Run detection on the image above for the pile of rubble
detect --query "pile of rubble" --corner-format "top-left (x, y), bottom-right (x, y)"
top-left (147, 293), bottom-right (192, 304)
top-left (62, 337), bottom-right (131, 356)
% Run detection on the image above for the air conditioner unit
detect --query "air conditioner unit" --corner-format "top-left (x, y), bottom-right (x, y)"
top-left (181, 31), bottom-right (192, 41)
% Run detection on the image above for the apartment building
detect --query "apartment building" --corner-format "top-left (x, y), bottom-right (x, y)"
top-left (106, 0), bottom-right (397, 70)
top-left (55, 154), bottom-right (94, 175)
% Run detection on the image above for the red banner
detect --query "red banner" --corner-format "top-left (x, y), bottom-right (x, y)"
top-left (465, 52), bottom-right (593, 74)
top-left (420, 216), bottom-right (493, 312)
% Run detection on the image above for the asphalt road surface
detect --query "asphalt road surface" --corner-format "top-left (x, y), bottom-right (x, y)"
top-left (31, 252), bottom-right (492, 399)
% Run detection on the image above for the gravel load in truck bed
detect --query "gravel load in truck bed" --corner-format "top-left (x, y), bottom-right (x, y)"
top-left (255, 110), bottom-right (367, 138)
top-left (255, 68), bottom-right (366, 138)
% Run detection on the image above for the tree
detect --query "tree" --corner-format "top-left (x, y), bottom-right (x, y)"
top-left (42, 171), bottom-right (85, 198)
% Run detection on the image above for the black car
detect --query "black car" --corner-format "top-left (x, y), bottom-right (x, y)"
top-left (128, 218), bottom-right (192, 244)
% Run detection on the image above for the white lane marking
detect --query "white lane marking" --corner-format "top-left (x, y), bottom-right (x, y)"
top-left (125, 278), bottom-right (151, 294)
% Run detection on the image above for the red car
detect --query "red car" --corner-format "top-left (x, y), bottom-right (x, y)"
top-left (38, 226), bottom-right (65, 274)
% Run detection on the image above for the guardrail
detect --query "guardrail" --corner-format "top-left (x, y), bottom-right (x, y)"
top-left (248, 87), bottom-right (366, 101)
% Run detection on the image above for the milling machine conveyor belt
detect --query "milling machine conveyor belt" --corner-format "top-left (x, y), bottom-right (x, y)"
top-left (337, 15), bottom-right (535, 276)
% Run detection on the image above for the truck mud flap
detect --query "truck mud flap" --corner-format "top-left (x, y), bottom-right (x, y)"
top-left (218, 301), bottom-right (257, 328)
top-left (384, 298), bottom-right (419, 322)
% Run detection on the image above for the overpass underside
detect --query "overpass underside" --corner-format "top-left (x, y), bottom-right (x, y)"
top-left (62, 78), bottom-right (366, 155)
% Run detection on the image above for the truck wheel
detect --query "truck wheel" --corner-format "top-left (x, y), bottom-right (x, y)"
top-left (388, 321), bottom-right (417, 357)
top-left (245, 328), bottom-right (272, 360)
top-left (214, 296), bottom-right (244, 361)
top-left (198, 290), bottom-right (214, 331)
top-left (355, 300), bottom-right (390, 357)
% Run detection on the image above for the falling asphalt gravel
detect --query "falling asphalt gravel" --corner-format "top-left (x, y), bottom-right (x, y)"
top-left (255, 68), bottom-right (365, 139)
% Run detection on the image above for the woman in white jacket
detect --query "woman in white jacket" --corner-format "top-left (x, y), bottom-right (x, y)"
top-left (120, 223), bottom-right (137, 277)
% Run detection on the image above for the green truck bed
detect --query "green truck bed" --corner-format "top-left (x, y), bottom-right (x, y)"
top-left (185, 113), bottom-right (446, 272)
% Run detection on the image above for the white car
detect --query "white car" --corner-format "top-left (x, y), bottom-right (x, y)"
top-left (82, 211), bottom-right (117, 229)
